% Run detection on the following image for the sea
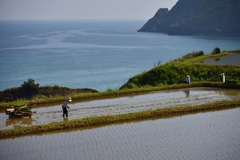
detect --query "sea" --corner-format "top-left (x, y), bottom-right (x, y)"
top-left (0, 20), bottom-right (240, 91)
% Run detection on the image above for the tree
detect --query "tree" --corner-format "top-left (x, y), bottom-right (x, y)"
top-left (212, 47), bottom-right (221, 54)
top-left (20, 78), bottom-right (39, 99)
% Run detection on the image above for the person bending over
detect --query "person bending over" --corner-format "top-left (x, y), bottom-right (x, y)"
top-left (62, 97), bottom-right (72, 117)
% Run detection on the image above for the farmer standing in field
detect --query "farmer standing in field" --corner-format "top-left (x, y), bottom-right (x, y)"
top-left (184, 75), bottom-right (190, 83)
top-left (62, 97), bottom-right (72, 118)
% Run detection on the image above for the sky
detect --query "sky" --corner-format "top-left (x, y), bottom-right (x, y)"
top-left (0, 0), bottom-right (178, 20)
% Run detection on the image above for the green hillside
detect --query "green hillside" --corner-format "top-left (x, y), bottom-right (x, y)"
top-left (120, 50), bottom-right (240, 89)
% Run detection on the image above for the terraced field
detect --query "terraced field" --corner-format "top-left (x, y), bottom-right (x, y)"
top-left (1, 87), bottom-right (240, 130)
top-left (0, 107), bottom-right (239, 160)
top-left (0, 87), bottom-right (240, 159)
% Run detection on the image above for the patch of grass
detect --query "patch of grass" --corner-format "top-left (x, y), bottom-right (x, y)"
top-left (0, 98), bottom-right (240, 139)
top-left (9, 102), bottom-right (26, 107)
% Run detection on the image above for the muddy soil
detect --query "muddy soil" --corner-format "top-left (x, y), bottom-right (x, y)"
top-left (1, 87), bottom-right (240, 130)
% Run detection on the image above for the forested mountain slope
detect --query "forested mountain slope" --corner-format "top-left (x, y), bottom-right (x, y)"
top-left (138, 0), bottom-right (240, 36)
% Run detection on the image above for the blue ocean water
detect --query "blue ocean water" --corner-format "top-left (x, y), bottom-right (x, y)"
top-left (0, 20), bottom-right (240, 91)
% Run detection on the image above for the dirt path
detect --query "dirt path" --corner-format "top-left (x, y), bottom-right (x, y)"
top-left (1, 87), bottom-right (240, 130)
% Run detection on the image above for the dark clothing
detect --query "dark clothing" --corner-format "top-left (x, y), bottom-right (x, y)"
top-left (62, 97), bottom-right (71, 117)
top-left (62, 105), bottom-right (69, 117)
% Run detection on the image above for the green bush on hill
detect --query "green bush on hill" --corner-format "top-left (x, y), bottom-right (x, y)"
top-left (171, 50), bottom-right (204, 62)
top-left (20, 78), bottom-right (40, 100)
top-left (212, 47), bottom-right (221, 54)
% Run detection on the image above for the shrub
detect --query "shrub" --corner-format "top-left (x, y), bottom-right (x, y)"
top-left (121, 82), bottom-right (138, 89)
top-left (212, 47), bottom-right (221, 54)
top-left (0, 80), bottom-right (98, 102)
top-left (106, 88), bottom-right (115, 92)
top-left (20, 78), bottom-right (40, 100)
top-left (172, 50), bottom-right (204, 62)
top-left (37, 95), bottom-right (48, 99)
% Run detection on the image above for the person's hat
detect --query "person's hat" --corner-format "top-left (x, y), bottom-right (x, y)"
top-left (65, 97), bottom-right (72, 102)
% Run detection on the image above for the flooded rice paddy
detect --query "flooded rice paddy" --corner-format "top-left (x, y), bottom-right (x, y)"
top-left (0, 87), bottom-right (240, 130)
top-left (0, 107), bottom-right (239, 160)
top-left (204, 52), bottom-right (240, 66)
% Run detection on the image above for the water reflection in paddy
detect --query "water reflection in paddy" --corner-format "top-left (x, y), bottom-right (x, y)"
top-left (0, 108), bottom-right (239, 160)
top-left (0, 87), bottom-right (240, 130)
top-left (204, 52), bottom-right (240, 66)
